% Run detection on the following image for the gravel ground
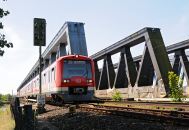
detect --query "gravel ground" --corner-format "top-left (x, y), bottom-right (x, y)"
top-left (36, 104), bottom-right (189, 130)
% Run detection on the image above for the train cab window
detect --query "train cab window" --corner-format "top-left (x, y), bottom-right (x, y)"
top-left (63, 60), bottom-right (92, 79)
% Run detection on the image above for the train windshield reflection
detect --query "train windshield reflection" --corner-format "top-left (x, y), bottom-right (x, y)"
top-left (63, 60), bottom-right (92, 79)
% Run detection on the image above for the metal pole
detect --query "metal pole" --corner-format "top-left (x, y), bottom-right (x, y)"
top-left (37, 45), bottom-right (46, 113)
top-left (39, 45), bottom-right (42, 94)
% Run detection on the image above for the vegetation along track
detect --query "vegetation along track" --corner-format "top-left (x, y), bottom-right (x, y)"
top-left (79, 104), bottom-right (189, 126)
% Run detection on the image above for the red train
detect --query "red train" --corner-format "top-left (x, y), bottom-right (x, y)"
top-left (17, 55), bottom-right (95, 102)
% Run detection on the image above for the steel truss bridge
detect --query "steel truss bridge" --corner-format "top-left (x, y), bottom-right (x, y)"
top-left (91, 28), bottom-right (189, 98)
top-left (18, 22), bottom-right (189, 98)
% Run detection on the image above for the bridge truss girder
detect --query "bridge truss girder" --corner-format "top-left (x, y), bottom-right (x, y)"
top-left (93, 28), bottom-right (174, 97)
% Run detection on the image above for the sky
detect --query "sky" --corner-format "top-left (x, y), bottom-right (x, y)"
top-left (0, 0), bottom-right (189, 94)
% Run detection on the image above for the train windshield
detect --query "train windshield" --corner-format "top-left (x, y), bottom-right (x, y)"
top-left (63, 60), bottom-right (92, 79)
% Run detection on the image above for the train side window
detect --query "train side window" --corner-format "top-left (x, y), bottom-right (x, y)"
top-left (51, 68), bottom-right (55, 81)
top-left (35, 81), bottom-right (36, 88)
top-left (48, 71), bottom-right (50, 82)
top-left (49, 71), bottom-right (52, 82)
top-left (54, 67), bottom-right (56, 80)
top-left (43, 73), bottom-right (46, 84)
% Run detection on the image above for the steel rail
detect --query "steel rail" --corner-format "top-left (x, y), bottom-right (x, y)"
top-left (99, 100), bottom-right (189, 107)
top-left (79, 105), bottom-right (189, 126)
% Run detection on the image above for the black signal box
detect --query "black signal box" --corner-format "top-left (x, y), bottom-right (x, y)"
top-left (34, 18), bottom-right (46, 46)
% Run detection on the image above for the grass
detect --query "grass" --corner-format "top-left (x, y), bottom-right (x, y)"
top-left (0, 105), bottom-right (15, 130)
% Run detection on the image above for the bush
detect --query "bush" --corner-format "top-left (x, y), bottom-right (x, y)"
top-left (112, 90), bottom-right (122, 101)
top-left (168, 71), bottom-right (183, 102)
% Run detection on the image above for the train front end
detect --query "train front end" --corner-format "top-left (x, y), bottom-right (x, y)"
top-left (56, 55), bottom-right (95, 102)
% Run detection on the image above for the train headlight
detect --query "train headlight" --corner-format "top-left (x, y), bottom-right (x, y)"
top-left (66, 80), bottom-right (70, 83)
top-left (87, 80), bottom-right (92, 83)
top-left (64, 80), bottom-right (70, 83)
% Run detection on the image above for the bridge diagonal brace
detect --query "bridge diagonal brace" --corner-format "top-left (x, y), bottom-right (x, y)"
top-left (136, 45), bottom-right (154, 86)
top-left (114, 52), bottom-right (128, 88)
top-left (106, 55), bottom-right (116, 89)
top-left (94, 61), bottom-right (100, 89)
top-left (179, 50), bottom-right (189, 85)
top-left (124, 47), bottom-right (138, 87)
top-left (172, 50), bottom-right (182, 75)
top-left (98, 58), bottom-right (109, 90)
top-left (144, 28), bottom-right (172, 95)
top-left (135, 61), bottom-right (140, 71)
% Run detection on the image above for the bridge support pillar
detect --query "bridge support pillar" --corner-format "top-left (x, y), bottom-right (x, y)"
top-left (66, 23), bottom-right (88, 56)
top-left (50, 52), bottom-right (56, 64)
top-left (44, 59), bottom-right (49, 68)
top-left (58, 43), bottom-right (67, 57)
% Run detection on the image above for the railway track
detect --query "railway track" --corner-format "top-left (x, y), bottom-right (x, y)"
top-left (100, 100), bottom-right (189, 106)
top-left (21, 97), bottom-right (189, 110)
top-left (96, 100), bottom-right (189, 112)
top-left (21, 97), bottom-right (189, 126)
top-left (79, 104), bottom-right (189, 126)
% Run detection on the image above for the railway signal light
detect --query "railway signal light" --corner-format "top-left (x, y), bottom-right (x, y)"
top-left (34, 18), bottom-right (46, 46)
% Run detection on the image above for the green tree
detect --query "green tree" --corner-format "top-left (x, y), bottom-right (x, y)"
top-left (0, 93), bottom-right (12, 102)
top-left (0, 93), bottom-right (2, 101)
top-left (168, 71), bottom-right (183, 102)
top-left (0, 0), bottom-right (13, 56)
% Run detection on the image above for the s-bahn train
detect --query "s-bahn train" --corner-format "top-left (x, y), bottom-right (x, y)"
top-left (17, 55), bottom-right (95, 102)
